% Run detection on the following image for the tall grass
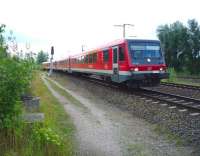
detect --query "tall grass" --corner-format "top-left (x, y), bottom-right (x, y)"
top-left (166, 68), bottom-right (177, 82)
top-left (30, 72), bottom-right (75, 156)
top-left (0, 72), bottom-right (75, 156)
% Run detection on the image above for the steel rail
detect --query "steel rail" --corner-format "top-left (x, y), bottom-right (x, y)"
top-left (161, 82), bottom-right (200, 91)
top-left (55, 72), bottom-right (200, 112)
top-left (139, 87), bottom-right (200, 112)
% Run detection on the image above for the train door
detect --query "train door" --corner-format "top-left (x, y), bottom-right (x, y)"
top-left (112, 46), bottom-right (119, 82)
top-left (68, 57), bottom-right (72, 73)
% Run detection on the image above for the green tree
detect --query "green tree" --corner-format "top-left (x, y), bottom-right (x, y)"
top-left (157, 19), bottom-right (200, 74)
top-left (36, 50), bottom-right (49, 64)
top-left (0, 25), bottom-right (33, 130)
top-left (0, 24), bottom-right (7, 58)
top-left (157, 21), bottom-right (188, 71)
top-left (186, 19), bottom-right (200, 74)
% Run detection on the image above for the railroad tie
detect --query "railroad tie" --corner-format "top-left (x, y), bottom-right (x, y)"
top-left (173, 100), bottom-right (184, 103)
top-left (182, 102), bottom-right (194, 105)
top-left (160, 103), bottom-right (168, 106)
top-left (193, 105), bottom-right (200, 108)
top-left (169, 106), bottom-right (177, 109)
top-left (189, 112), bottom-right (200, 116)
top-left (145, 99), bottom-right (152, 102)
top-left (178, 109), bottom-right (187, 112)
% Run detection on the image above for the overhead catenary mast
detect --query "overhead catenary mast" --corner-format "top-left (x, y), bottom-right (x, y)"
top-left (113, 24), bottom-right (134, 38)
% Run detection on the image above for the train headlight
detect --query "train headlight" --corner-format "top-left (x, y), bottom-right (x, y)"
top-left (159, 67), bottom-right (163, 71)
top-left (134, 67), bottom-right (139, 72)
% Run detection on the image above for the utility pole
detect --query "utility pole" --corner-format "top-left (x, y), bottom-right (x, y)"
top-left (81, 45), bottom-right (84, 52)
top-left (81, 45), bottom-right (86, 52)
top-left (113, 24), bottom-right (134, 38)
top-left (48, 46), bottom-right (54, 76)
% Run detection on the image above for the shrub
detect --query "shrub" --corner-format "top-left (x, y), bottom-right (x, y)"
top-left (167, 68), bottom-right (177, 82)
top-left (0, 57), bottom-right (33, 130)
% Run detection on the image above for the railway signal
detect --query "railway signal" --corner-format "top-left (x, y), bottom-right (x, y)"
top-left (48, 46), bottom-right (54, 76)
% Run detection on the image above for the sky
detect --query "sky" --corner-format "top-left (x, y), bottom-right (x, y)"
top-left (0, 0), bottom-right (200, 60)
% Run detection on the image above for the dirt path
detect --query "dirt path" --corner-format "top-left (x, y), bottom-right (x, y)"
top-left (42, 76), bottom-right (193, 156)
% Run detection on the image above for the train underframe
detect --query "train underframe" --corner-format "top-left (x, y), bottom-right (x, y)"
top-left (99, 71), bottom-right (169, 88)
top-left (46, 68), bottom-right (169, 88)
top-left (125, 72), bottom-right (169, 87)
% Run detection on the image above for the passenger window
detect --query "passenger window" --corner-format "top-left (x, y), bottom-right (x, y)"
top-left (81, 56), bottom-right (84, 64)
top-left (89, 54), bottom-right (93, 63)
top-left (85, 55), bottom-right (88, 64)
top-left (103, 50), bottom-right (109, 62)
top-left (93, 53), bottom-right (97, 63)
top-left (119, 47), bottom-right (125, 61)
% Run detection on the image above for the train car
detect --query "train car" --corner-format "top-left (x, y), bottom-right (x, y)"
top-left (42, 62), bottom-right (50, 70)
top-left (43, 39), bottom-right (169, 87)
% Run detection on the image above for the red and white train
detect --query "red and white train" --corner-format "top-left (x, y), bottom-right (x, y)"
top-left (43, 39), bottom-right (169, 87)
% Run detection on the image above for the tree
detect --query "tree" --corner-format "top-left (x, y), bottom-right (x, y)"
top-left (36, 50), bottom-right (49, 64)
top-left (157, 21), bottom-right (188, 70)
top-left (0, 25), bottom-right (33, 130)
top-left (186, 19), bottom-right (200, 74)
top-left (157, 19), bottom-right (200, 74)
top-left (0, 24), bottom-right (7, 58)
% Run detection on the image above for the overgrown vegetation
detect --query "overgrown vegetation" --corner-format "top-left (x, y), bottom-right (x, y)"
top-left (0, 24), bottom-right (74, 155)
top-left (153, 124), bottom-right (183, 146)
top-left (166, 68), bottom-right (177, 82)
top-left (157, 19), bottom-right (200, 75)
top-left (0, 24), bottom-right (34, 155)
top-left (30, 73), bottom-right (75, 156)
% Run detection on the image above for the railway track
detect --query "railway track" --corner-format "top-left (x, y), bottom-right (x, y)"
top-left (139, 87), bottom-right (200, 112)
top-left (161, 82), bottom-right (200, 91)
top-left (80, 75), bottom-right (200, 113)
top-left (55, 72), bottom-right (200, 113)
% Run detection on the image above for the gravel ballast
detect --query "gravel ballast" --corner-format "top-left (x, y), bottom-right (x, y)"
top-left (50, 72), bottom-right (199, 155)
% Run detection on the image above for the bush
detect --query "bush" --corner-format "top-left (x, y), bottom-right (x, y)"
top-left (0, 57), bottom-right (33, 130)
top-left (167, 68), bottom-right (177, 82)
top-left (33, 127), bottom-right (63, 146)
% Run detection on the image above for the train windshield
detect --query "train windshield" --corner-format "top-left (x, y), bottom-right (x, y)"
top-left (128, 42), bottom-right (164, 65)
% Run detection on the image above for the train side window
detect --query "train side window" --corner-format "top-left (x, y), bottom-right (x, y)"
top-left (89, 54), bottom-right (93, 63)
top-left (103, 50), bottom-right (109, 62)
top-left (93, 53), bottom-right (97, 63)
top-left (85, 55), bottom-right (88, 64)
top-left (119, 47), bottom-right (125, 61)
top-left (79, 57), bottom-right (81, 63)
top-left (81, 56), bottom-right (84, 64)
top-left (82, 56), bottom-right (85, 64)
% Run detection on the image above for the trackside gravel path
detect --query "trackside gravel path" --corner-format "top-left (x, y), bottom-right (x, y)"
top-left (42, 75), bottom-right (194, 156)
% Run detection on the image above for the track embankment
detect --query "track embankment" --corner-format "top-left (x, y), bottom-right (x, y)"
top-left (43, 73), bottom-right (197, 156)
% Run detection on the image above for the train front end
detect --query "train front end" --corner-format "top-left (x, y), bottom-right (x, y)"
top-left (127, 39), bottom-right (169, 86)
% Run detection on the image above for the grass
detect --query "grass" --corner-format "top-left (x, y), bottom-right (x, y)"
top-left (0, 71), bottom-right (76, 156)
top-left (44, 76), bottom-right (88, 112)
top-left (162, 68), bottom-right (200, 86)
top-left (30, 72), bottom-right (76, 156)
top-left (127, 143), bottom-right (149, 156)
top-left (153, 124), bottom-right (184, 146)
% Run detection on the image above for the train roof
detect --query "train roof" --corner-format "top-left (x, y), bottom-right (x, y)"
top-left (42, 62), bottom-right (50, 64)
top-left (52, 39), bottom-right (161, 61)
top-left (97, 39), bottom-right (160, 49)
top-left (126, 39), bottom-right (160, 43)
top-left (70, 39), bottom-right (160, 58)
